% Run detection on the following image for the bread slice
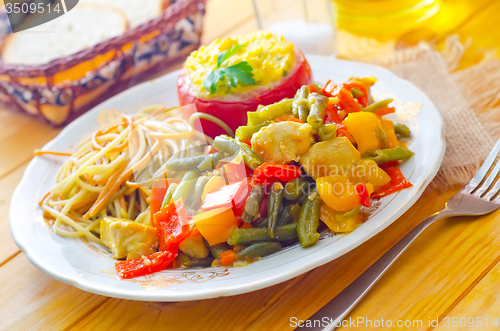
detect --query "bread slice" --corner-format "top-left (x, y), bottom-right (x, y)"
top-left (2, 4), bottom-right (128, 65)
top-left (81, 0), bottom-right (169, 28)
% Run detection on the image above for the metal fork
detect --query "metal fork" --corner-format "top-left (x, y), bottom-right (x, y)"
top-left (304, 138), bottom-right (500, 331)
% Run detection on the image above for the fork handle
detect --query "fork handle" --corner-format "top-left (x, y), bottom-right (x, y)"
top-left (303, 210), bottom-right (452, 331)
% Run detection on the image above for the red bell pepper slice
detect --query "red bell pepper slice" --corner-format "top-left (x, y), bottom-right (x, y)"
top-left (321, 79), bottom-right (337, 97)
top-left (188, 225), bottom-right (201, 238)
top-left (252, 164), bottom-right (275, 186)
top-left (154, 200), bottom-right (189, 252)
top-left (253, 163), bottom-right (302, 185)
top-left (309, 84), bottom-right (319, 94)
top-left (338, 87), bottom-right (362, 113)
top-left (201, 179), bottom-right (250, 212)
top-left (263, 163), bottom-right (301, 182)
top-left (241, 139), bottom-right (252, 147)
top-left (325, 104), bottom-right (343, 125)
top-left (343, 82), bottom-right (369, 107)
top-left (372, 167), bottom-right (413, 199)
top-left (232, 178), bottom-right (252, 218)
top-left (115, 251), bottom-right (177, 279)
top-left (150, 179), bottom-right (170, 226)
top-left (373, 107), bottom-right (395, 117)
top-left (356, 183), bottom-right (371, 208)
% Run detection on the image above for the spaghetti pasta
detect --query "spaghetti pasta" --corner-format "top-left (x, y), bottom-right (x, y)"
top-left (40, 105), bottom-right (224, 244)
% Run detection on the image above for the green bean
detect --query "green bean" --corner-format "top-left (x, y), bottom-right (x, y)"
top-left (235, 122), bottom-right (270, 141)
top-left (164, 154), bottom-right (211, 172)
top-left (293, 85), bottom-right (310, 118)
top-left (247, 111), bottom-right (266, 126)
top-left (362, 146), bottom-right (414, 163)
top-left (161, 183), bottom-right (178, 207)
top-left (213, 135), bottom-right (241, 155)
top-left (295, 192), bottom-right (307, 205)
top-left (252, 217), bottom-right (268, 228)
top-left (278, 203), bottom-right (301, 226)
top-left (240, 212), bottom-right (255, 224)
top-left (376, 126), bottom-right (387, 149)
top-left (267, 182), bottom-right (284, 238)
top-left (293, 98), bottom-right (309, 119)
top-left (394, 123), bottom-right (411, 138)
top-left (283, 177), bottom-right (309, 201)
top-left (297, 103), bottom-right (309, 122)
top-left (187, 176), bottom-right (211, 210)
top-left (213, 135), bottom-right (263, 170)
top-left (182, 258), bottom-right (214, 268)
top-left (295, 85), bottom-right (310, 99)
top-left (257, 99), bottom-right (293, 120)
top-left (297, 189), bottom-right (321, 247)
top-left (227, 223), bottom-right (298, 245)
top-left (362, 99), bottom-right (394, 112)
top-left (237, 242), bottom-right (282, 260)
top-left (171, 170), bottom-right (199, 204)
top-left (351, 87), bottom-right (364, 98)
top-left (238, 141), bottom-right (263, 169)
top-left (243, 185), bottom-right (265, 219)
top-left (318, 124), bottom-right (337, 141)
top-left (307, 93), bottom-right (328, 129)
top-left (210, 243), bottom-right (231, 259)
top-left (197, 152), bottom-right (226, 172)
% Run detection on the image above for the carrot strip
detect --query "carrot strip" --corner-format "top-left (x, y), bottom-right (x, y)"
top-left (34, 150), bottom-right (72, 156)
top-left (38, 192), bottom-right (51, 206)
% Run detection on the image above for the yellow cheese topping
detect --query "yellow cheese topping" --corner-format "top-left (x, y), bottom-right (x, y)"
top-left (184, 31), bottom-right (295, 97)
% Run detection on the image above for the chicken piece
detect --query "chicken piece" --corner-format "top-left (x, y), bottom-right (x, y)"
top-left (100, 217), bottom-right (159, 260)
top-left (251, 121), bottom-right (314, 164)
top-left (300, 137), bottom-right (360, 178)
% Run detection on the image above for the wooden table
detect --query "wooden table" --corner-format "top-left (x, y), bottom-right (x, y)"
top-left (2, 0), bottom-right (500, 330)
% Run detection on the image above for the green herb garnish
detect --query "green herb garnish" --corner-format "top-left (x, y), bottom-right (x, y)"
top-left (204, 44), bottom-right (255, 95)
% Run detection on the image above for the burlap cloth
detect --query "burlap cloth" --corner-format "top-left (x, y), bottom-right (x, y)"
top-left (342, 35), bottom-right (500, 190)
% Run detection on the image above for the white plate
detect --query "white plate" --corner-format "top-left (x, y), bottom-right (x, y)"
top-left (9, 55), bottom-right (445, 301)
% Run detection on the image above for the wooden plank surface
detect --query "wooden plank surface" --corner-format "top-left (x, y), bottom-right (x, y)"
top-left (1, 0), bottom-right (500, 330)
top-left (0, 165), bottom-right (27, 264)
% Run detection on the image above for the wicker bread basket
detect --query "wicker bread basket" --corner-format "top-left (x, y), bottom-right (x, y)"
top-left (0, 0), bottom-right (206, 126)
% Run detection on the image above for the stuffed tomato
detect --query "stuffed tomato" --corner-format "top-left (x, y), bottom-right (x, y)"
top-left (178, 31), bottom-right (313, 138)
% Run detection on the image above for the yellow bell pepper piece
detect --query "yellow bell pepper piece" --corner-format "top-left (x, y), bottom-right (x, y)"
top-left (380, 119), bottom-right (400, 149)
top-left (194, 207), bottom-right (239, 246)
top-left (320, 202), bottom-right (363, 233)
top-left (202, 176), bottom-right (226, 201)
top-left (348, 159), bottom-right (391, 191)
top-left (316, 175), bottom-right (361, 212)
top-left (342, 112), bottom-right (384, 154)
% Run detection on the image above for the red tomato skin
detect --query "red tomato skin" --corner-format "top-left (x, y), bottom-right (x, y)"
top-left (177, 50), bottom-right (313, 138)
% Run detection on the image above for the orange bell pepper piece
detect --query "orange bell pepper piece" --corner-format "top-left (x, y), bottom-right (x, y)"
top-left (194, 207), bottom-right (239, 246)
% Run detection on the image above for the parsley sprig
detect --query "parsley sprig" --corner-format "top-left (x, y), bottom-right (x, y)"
top-left (204, 44), bottom-right (255, 95)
